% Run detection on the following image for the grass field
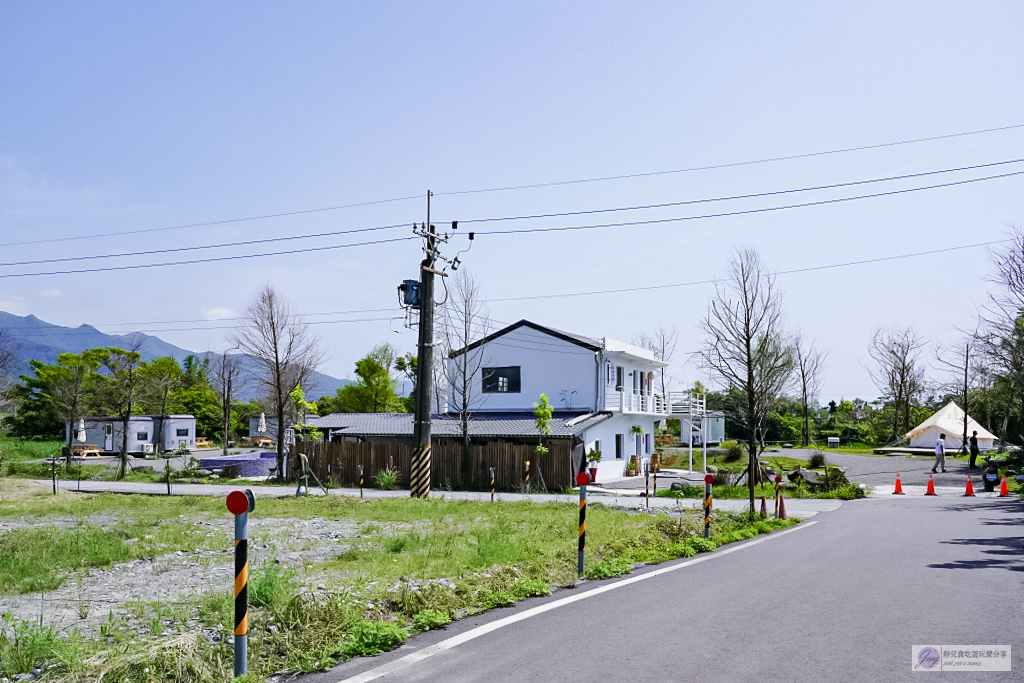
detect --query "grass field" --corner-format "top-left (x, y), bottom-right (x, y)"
top-left (0, 479), bottom-right (800, 682)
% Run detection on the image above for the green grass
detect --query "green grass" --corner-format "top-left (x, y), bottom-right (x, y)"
top-left (0, 520), bottom-right (217, 594)
top-left (656, 482), bottom-right (779, 499)
top-left (0, 478), bottom-right (802, 681)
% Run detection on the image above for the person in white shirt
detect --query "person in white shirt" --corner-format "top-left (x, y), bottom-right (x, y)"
top-left (931, 433), bottom-right (947, 473)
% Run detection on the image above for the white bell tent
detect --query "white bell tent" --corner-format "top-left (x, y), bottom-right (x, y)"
top-left (904, 401), bottom-right (996, 451)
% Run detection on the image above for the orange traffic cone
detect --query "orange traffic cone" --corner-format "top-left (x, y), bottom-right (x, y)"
top-left (925, 474), bottom-right (937, 496)
top-left (963, 476), bottom-right (975, 497)
top-left (778, 494), bottom-right (788, 520)
top-left (999, 476), bottom-right (1010, 497)
top-left (760, 495), bottom-right (768, 518)
top-left (893, 473), bottom-right (905, 495)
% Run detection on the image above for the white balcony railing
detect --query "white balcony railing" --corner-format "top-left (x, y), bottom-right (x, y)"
top-left (604, 390), bottom-right (670, 416)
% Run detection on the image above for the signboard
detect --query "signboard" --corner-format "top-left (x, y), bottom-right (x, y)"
top-left (284, 428), bottom-right (295, 445)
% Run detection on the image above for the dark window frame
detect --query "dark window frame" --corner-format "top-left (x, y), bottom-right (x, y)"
top-left (136, 432), bottom-right (149, 441)
top-left (482, 366), bottom-right (522, 394)
top-left (176, 428), bottom-right (190, 437)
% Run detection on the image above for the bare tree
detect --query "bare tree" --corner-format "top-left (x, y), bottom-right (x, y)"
top-left (230, 285), bottom-right (323, 480)
top-left (632, 325), bottom-right (679, 399)
top-left (867, 326), bottom-right (927, 443)
top-left (935, 330), bottom-right (982, 455)
top-left (440, 270), bottom-right (491, 488)
top-left (793, 334), bottom-right (827, 447)
top-left (210, 351), bottom-right (245, 455)
top-left (978, 224), bottom-right (1024, 443)
top-left (699, 248), bottom-right (794, 517)
top-left (0, 328), bottom-right (17, 413)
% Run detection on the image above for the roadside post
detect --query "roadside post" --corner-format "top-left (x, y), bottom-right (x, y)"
top-left (226, 489), bottom-right (256, 678)
top-left (576, 472), bottom-right (588, 576)
top-left (165, 459), bottom-right (172, 496)
top-left (796, 472), bottom-right (804, 499)
top-left (773, 475), bottom-right (782, 519)
top-left (644, 461), bottom-right (650, 509)
top-left (525, 460), bottom-right (531, 494)
top-left (490, 467), bottom-right (495, 503)
top-left (703, 474), bottom-right (713, 539)
top-left (653, 459), bottom-right (658, 498)
top-left (358, 464), bottom-right (364, 499)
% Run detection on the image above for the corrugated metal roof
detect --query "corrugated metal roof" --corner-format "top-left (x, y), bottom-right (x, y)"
top-left (318, 411), bottom-right (612, 438)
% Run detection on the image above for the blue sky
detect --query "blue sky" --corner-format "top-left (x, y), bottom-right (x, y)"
top-left (1, 1), bottom-right (1023, 400)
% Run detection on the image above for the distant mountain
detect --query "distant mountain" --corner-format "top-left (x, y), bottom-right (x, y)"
top-left (0, 311), bottom-right (349, 401)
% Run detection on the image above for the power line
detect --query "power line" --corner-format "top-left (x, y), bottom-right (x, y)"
top-left (0, 236), bottom-right (419, 279)
top-left (435, 122), bottom-right (1024, 196)
top-left (473, 168), bottom-right (1024, 237)
top-left (0, 223), bottom-right (408, 269)
top-left (0, 196), bottom-right (422, 249)
top-left (6, 316), bottom-right (403, 338)
top-left (451, 157), bottom-right (1024, 225)
top-left (7, 122), bottom-right (1023, 250)
top-left (486, 239), bottom-right (1010, 303)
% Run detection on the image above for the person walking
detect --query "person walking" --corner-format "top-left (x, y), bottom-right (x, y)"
top-left (968, 430), bottom-right (980, 469)
top-left (932, 433), bottom-right (947, 473)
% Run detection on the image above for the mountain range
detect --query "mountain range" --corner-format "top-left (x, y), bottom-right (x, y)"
top-left (0, 311), bottom-right (349, 401)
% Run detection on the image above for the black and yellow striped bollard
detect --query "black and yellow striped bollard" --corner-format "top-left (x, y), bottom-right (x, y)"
top-left (490, 467), bottom-right (495, 503)
top-left (576, 472), bottom-right (589, 576)
top-left (525, 460), bottom-right (530, 494)
top-left (773, 475), bottom-right (782, 519)
top-left (358, 464), bottom-right (364, 499)
top-left (703, 474), bottom-right (714, 539)
top-left (226, 489), bottom-right (256, 677)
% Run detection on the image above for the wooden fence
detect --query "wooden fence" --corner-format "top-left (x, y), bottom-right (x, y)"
top-left (296, 439), bottom-right (575, 491)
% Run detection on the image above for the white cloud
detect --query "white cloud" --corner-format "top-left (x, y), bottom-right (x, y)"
top-left (0, 296), bottom-right (28, 315)
top-left (39, 289), bottom-right (61, 298)
top-left (202, 307), bottom-right (235, 321)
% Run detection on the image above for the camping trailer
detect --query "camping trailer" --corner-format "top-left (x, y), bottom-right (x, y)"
top-left (67, 415), bottom-right (197, 455)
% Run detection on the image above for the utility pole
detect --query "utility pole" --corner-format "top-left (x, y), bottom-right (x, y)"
top-left (411, 191), bottom-right (437, 499)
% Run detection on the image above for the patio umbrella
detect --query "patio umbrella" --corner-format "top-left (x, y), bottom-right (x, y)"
top-left (76, 418), bottom-right (86, 443)
top-left (258, 413), bottom-right (267, 433)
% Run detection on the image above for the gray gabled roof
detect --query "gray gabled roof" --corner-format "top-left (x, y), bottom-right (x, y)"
top-left (317, 411), bottom-right (612, 439)
top-left (450, 319), bottom-right (602, 357)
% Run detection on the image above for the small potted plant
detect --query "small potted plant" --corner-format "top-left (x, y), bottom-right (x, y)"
top-left (587, 448), bottom-right (602, 482)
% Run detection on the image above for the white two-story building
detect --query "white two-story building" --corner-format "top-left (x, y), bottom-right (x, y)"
top-left (448, 319), bottom-right (678, 481)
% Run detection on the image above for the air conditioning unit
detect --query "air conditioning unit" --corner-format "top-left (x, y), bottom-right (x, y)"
top-left (142, 443), bottom-right (154, 455)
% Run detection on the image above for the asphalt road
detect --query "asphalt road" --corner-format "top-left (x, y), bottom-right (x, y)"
top-left (304, 493), bottom-right (1023, 683)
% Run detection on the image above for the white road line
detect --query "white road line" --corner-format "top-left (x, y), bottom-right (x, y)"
top-left (334, 521), bottom-right (818, 683)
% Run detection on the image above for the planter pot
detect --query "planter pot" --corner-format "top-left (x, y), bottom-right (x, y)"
top-left (588, 467), bottom-right (598, 482)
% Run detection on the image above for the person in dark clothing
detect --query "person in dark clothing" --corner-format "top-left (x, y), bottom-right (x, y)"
top-left (968, 431), bottom-right (980, 469)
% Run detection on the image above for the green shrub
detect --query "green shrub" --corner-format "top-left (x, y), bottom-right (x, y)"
top-left (479, 589), bottom-right (516, 608)
top-left (249, 560), bottom-right (298, 614)
top-left (343, 621), bottom-right (409, 657)
top-left (665, 542), bottom-right (697, 559)
top-left (512, 577), bottom-right (551, 598)
top-left (584, 558), bottom-right (632, 580)
top-left (375, 467), bottom-right (400, 491)
top-left (0, 612), bottom-right (81, 675)
top-left (815, 483), bottom-right (866, 500)
top-left (723, 443), bottom-right (745, 462)
top-left (686, 537), bottom-right (717, 554)
top-left (808, 451), bottom-right (827, 468)
top-left (412, 609), bottom-right (451, 631)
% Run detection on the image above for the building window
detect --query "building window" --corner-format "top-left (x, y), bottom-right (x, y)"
top-left (646, 434), bottom-right (652, 454)
top-left (615, 434), bottom-right (623, 459)
top-left (606, 362), bottom-right (614, 385)
top-left (137, 432), bottom-right (148, 441)
top-left (482, 367), bottom-right (521, 393)
top-left (615, 366), bottom-right (623, 391)
top-left (176, 428), bottom-right (189, 437)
